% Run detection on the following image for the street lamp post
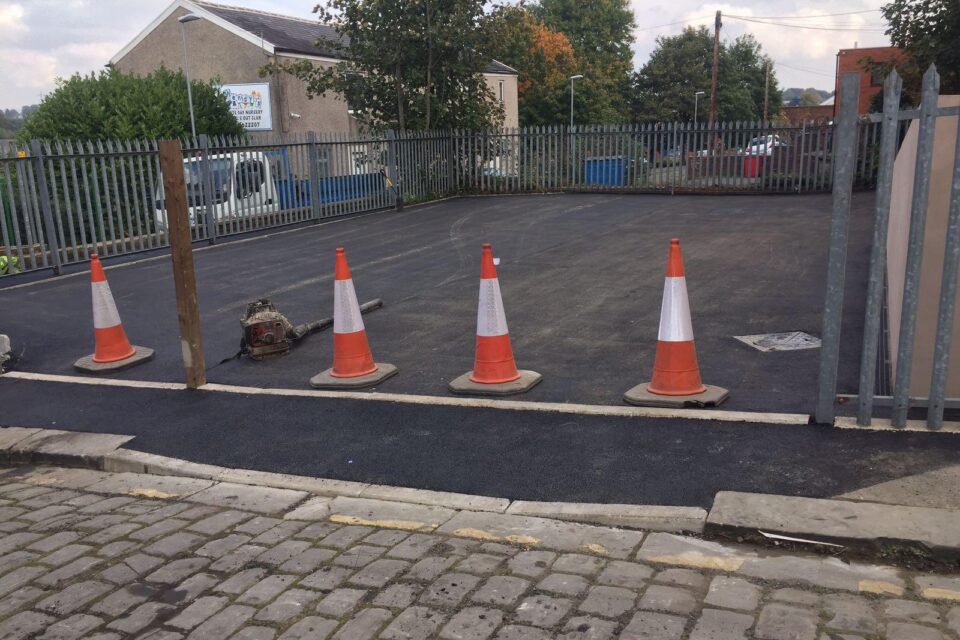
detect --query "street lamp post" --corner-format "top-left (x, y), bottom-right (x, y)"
top-left (568, 75), bottom-right (583, 184)
top-left (178, 13), bottom-right (202, 140)
top-left (693, 91), bottom-right (705, 128)
top-left (569, 75), bottom-right (584, 128)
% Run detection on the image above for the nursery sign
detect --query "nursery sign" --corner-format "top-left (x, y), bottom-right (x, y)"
top-left (220, 83), bottom-right (272, 131)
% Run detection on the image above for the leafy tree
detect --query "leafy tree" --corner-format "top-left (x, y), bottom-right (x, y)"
top-left (534, 0), bottom-right (635, 123)
top-left (18, 67), bottom-right (242, 141)
top-left (482, 5), bottom-right (577, 126)
top-left (864, 0), bottom-right (959, 110)
top-left (275, 0), bottom-right (502, 131)
top-left (799, 90), bottom-right (823, 106)
top-left (632, 27), bottom-right (780, 123)
top-left (0, 112), bottom-right (20, 139)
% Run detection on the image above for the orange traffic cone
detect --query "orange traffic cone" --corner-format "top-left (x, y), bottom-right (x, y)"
top-left (449, 243), bottom-right (542, 396)
top-left (624, 239), bottom-right (728, 407)
top-left (74, 254), bottom-right (154, 373)
top-left (310, 247), bottom-right (397, 389)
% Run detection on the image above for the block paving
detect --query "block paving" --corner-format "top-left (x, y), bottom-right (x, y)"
top-left (0, 466), bottom-right (959, 639)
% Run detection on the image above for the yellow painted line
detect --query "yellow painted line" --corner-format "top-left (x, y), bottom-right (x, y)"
top-left (835, 416), bottom-right (960, 434)
top-left (920, 587), bottom-right (960, 602)
top-left (127, 488), bottom-right (177, 500)
top-left (1, 371), bottom-right (812, 425)
top-left (329, 514), bottom-right (437, 533)
top-left (858, 580), bottom-right (904, 597)
top-left (578, 543), bottom-right (609, 556)
top-left (646, 553), bottom-right (745, 572)
top-left (451, 528), bottom-right (540, 546)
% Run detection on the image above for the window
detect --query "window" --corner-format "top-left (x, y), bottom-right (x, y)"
top-left (235, 160), bottom-right (265, 199)
top-left (498, 80), bottom-right (504, 103)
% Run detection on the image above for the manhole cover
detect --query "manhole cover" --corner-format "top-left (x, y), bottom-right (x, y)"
top-left (734, 331), bottom-right (821, 352)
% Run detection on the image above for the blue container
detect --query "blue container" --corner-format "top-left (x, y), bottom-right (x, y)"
top-left (583, 156), bottom-right (628, 186)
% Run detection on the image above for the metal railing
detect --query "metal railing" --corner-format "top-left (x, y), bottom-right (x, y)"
top-left (817, 66), bottom-right (960, 429)
top-left (2, 120), bottom-right (880, 279)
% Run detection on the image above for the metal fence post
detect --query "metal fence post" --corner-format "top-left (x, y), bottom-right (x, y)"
top-left (307, 131), bottom-right (322, 221)
top-left (29, 140), bottom-right (63, 275)
top-left (198, 134), bottom-right (217, 245)
top-left (815, 72), bottom-right (861, 424)
top-left (857, 71), bottom-right (903, 426)
top-left (891, 65), bottom-right (941, 427)
top-left (928, 109), bottom-right (960, 428)
top-left (386, 130), bottom-right (402, 211)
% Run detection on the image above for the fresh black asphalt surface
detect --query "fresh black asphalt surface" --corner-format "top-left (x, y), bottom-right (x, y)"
top-left (0, 192), bottom-right (874, 413)
top-left (5, 192), bottom-right (954, 508)
top-left (2, 378), bottom-right (959, 508)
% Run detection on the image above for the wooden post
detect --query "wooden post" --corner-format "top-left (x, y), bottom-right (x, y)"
top-left (763, 61), bottom-right (770, 122)
top-left (708, 10), bottom-right (721, 129)
top-left (159, 139), bottom-right (206, 389)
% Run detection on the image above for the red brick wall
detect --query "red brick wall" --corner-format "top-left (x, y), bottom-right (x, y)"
top-left (835, 47), bottom-right (905, 116)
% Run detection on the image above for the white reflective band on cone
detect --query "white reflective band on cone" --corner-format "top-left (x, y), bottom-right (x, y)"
top-left (476, 278), bottom-right (509, 337)
top-left (91, 281), bottom-right (122, 329)
top-left (657, 276), bottom-right (694, 342)
top-left (333, 278), bottom-right (365, 334)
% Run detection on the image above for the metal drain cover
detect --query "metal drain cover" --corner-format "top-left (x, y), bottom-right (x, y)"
top-left (734, 331), bottom-right (821, 352)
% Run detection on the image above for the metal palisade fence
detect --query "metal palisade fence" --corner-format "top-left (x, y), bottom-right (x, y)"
top-left (2, 119), bottom-right (881, 278)
top-left (817, 67), bottom-right (960, 430)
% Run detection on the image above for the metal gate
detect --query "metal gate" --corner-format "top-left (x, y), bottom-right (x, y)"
top-left (817, 67), bottom-right (960, 430)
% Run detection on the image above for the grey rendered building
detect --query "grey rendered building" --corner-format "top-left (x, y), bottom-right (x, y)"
top-left (110, 0), bottom-right (520, 137)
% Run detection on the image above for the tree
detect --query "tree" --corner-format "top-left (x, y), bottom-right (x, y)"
top-left (0, 112), bottom-right (20, 139)
top-left (482, 5), bottom-right (577, 126)
top-left (864, 0), bottom-right (959, 110)
top-left (632, 28), bottom-right (781, 123)
top-left (799, 90), bottom-right (823, 106)
top-left (534, 0), bottom-right (635, 123)
top-left (276, 0), bottom-right (502, 131)
top-left (18, 67), bottom-right (242, 141)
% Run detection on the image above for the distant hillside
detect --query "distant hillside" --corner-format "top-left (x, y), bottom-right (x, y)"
top-left (782, 87), bottom-right (833, 106)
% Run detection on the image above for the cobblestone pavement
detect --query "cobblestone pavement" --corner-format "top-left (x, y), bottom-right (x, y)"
top-left (1, 466), bottom-right (959, 640)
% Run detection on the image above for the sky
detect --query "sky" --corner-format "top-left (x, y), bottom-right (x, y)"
top-left (0, 0), bottom-right (890, 112)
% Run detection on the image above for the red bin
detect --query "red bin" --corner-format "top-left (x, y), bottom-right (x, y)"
top-left (743, 155), bottom-right (764, 178)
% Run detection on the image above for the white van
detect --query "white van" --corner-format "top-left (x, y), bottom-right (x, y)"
top-left (155, 151), bottom-right (281, 230)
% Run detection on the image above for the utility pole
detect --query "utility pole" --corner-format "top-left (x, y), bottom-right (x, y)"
top-left (763, 61), bottom-right (770, 122)
top-left (708, 10), bottom-right (721, 129)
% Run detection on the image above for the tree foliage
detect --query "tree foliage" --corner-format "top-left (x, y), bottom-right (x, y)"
top-left (865, 0), bottom-right (960, 108)
top-left (533, 0), bottom-right (635, 123)
top-left (482, 5), bottom-right (577, 126)
top-left (276, 0), bottom-right (502, 131)
top-left (632, 27), bottom-right (781, 123)
top-left (17, 67), bottom-right (243, 142)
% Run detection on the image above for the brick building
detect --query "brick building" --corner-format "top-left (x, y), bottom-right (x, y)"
top-left (834, 46), bottom-right (905, 116)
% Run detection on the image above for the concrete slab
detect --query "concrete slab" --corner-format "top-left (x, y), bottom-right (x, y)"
top-left (706, 491), bottom-right (960, 561)
top-left (436, 511), bottom-right (645, 559)
top-left (636, 532), bottom-right (905, 594)
top-left (2, 466), bottom-right (113, 489)
top-left (309, 363), bottom-right (398, 390)
top-left (215, 468), bottom-right (369, 498)
top-left (327, 496), bottom-right (456, 532)
top-left (448, 370), bottom-right (543, 397)
top-left (836, 465), bottom-right (960, 510)
top-left (0, 427), bottom-right (41, 451)
top-left (85, 473), bottom-right (214, 500)
top-left (505, 501), bottom-right (706, 533)
top-left (73, 346), bottom-right (154, 373)
top-left (7, 430), bottom-right (133, 466)
top-left (187, 482), bottom-right (308, 514)
top-left (358, 485), bottom-right (510, 513)
top-left (283, 497), bottom-right (332, 521)
top-left (623, 383), bottom-right (729, 408)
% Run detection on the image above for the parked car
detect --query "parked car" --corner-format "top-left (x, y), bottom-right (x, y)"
top-left (154, 152), bottom-right (281, 230)
top-left (744, 135), bottom-right (785, 156)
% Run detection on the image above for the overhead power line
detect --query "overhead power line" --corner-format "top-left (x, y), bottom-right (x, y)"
top-left (633, 16), bottom-right (710, 33)
top-left (726, 15), bottom-right (887, 32)
top-left (775, 61), bottom-right (837, 78)
top-left (733, 9), bottom-right (881, 20)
